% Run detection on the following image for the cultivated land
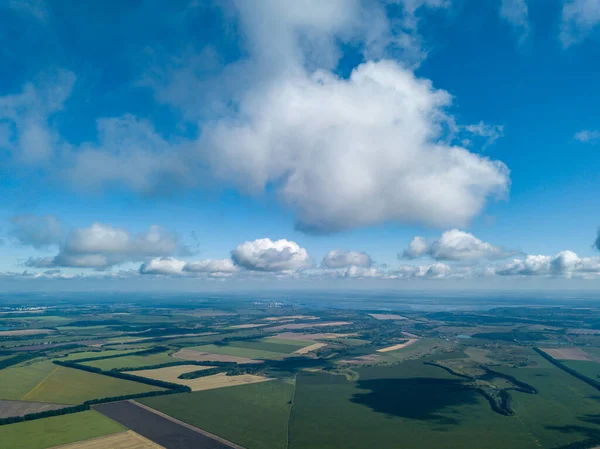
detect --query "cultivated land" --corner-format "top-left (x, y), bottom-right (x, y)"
top-left (0, 399), bottom-right (68, 418)
top-left (6, 297), bottom-right (600, 448)
top-left (0, 410), bottom-right (124, 449)
top-left (173, 349), bottom-right (262, 364)
top-left (140, 381), bottom-right (294, 449)
top-left (293, 343), bottom-right (327, 354)
top-left (376, 339), bottom-right (419, 352)
top-left (81, 352), bottom-right (175, 370)
top-left (5, 364), bottom-right (162, 405)
top-left (47, 430), bottom-right (164, 449)
top-left (368, 313), bottom-right (408, 320)
top-left (539, 347), bottom-right (592, 360)
top-left (93, 401), bottom-right (240, 449)
top-left (0, 329), bottom-right (55, 337)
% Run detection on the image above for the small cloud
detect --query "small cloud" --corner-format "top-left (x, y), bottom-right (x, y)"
top-left (560, 0), bottom-right (600, 48)
top-left (140, 257), bottom-right (186, 276)
top-left (400, 229), bottom-right (517, 261)
top-left (575, 130), bottom-right (600, 143)
top-left (321, 250), bottom-right (372, 269)
top-left (231, 238), bottom-right (312, 272)
top-left (500, 0), bottom-right (530, 43)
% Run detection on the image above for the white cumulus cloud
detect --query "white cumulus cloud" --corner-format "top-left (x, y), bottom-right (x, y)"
top-left (184, 258), bottom-right (239, 275)
top-left (26, 223), bottom-right (183, 270)
top-left (401, 229), bottom-right (516, 261)
top-left (140, 257), bottom-right (186, 275)
top-left (231, 238), bottom-right (312, 272)
top-left (202, 61), bottom-right (509, 233)
top-left (494, 251), bottom-right (600, 278)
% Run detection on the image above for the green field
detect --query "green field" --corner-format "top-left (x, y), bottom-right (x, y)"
top-left (230, 339), bottom-right (307, 354)
top-left (59, 349), bottom-right (140, 361)
top-left (262, 337), bottom-right (313, 347)
top-left (0, 361), bottom-right (58, 400)
top-left (0, 410), bottom-right (125, 449)
top-left (563, 359), bottom-right (600, 379)
top-left (82, 351), bottom-right (175, 370)
top-left (188, 344), bottom-right (286, 360)
top-left (140, 380), bottom-right (294, 449)
top-left (285, 356), bottom-right (600, 449)
top-left (0, 361), bottom-right (162, 404)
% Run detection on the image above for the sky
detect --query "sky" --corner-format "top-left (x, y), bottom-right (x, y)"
top-left (1, 0), bottom-right (600, 291)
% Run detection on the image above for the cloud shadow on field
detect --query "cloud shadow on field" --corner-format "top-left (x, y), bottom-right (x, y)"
top-left (350, 378), bottom-right (479, 425)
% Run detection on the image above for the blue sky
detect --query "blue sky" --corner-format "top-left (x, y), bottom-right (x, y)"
top-left (1, 0), bottom-right (600, 290)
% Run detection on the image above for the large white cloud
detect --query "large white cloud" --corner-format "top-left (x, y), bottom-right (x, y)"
top-left (202, 61), bottom-right (509, 233)
top-left (321, 250), bottom-right (372, 269)
top-left (560, 0), bottom-right (600, 47)
top-left (1, 1), bottom-right (510, 236)
top-left (26, 223), bottom-right (183, 270)
top-left (401, 229), bottom-right (515, 261)
top-left (231, 238), bottom-right (312, 272)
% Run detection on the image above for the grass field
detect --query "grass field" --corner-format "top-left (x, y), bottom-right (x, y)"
top-left (82, 352), bottom-right (175, 370)
top-left (0, 361), bottom-right (162, 404)
top-left (285, 355), bottom-right (600, 449)
top-left (379, 338), bottom-right (454, 362)
top-left (0, 361), bottom-right (58, 400)
top-left (60, 349), bottom-right (140, 361)
top-left (492, 351), bottom-right (600, 448)
top-left (229, 339), bottom-right (307, 354)
top-left (187, 344), bottom-right (286, 360)
top-left (563, 359), bottom-right (600, 379)
top-left (0, 410), bottom-right (125, 449)
top-left (140, 380), bottom-right (294, 449)
top-left (262, 337), bottom-right (315, 347)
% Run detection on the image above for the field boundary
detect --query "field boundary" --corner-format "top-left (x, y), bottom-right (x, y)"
top-left (129, 400), bottom-right (247, 449)
top-left (534, 347), bottom-right (600, 392)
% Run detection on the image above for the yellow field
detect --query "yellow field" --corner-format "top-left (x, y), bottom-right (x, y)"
top-left (226, 324), bottom-right (269, 329)
top-left (183, 373), bottom-right (273, 391)
top-left (263, 315), bottom-right (319, 321)
top-left (124, 365), bottom-right (214, 387)
top-left (368, 313), bottom-right (408, 320)
top-left (0, 329), bottom-right (54, 336)
top-left (48, 431), bottom-right (163, 449)
top-left (377, 339), bottom-right (419, 352)
top-left (126, 366), bottom-right (272, 391)
top-left (294, 343), bottom-right (327, 354)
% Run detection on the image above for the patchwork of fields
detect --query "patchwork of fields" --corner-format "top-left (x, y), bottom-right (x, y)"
top-left (5, 301), bottom-right (600, 449)
top-left (0, 361), bottom-right (163, 404)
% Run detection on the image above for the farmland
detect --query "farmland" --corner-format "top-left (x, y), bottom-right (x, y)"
top-left (0, 411), bottom-right (125, 449)
top-left (5, 295), bottom-right (600, 448)
top-left (52, 430), bottom-right (163, 449)
top-left (0, 361), bottom-right (162, 404)
top-left (81, 352), bottom-right (175, 370)
top-left (140, 380), bottom-right (294, 449)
